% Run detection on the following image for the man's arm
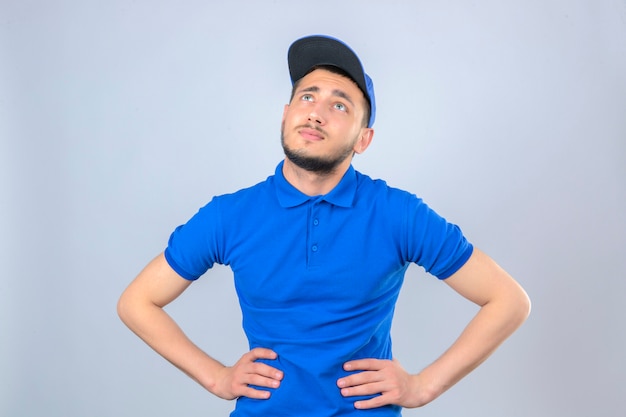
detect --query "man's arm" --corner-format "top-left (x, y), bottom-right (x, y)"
top-left (337, 247), bottom-right (531, 409)
top-left (117, 253), bottom-right (283, 400)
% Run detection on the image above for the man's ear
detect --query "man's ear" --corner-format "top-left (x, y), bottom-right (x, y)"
top-left (282, 104), bottom-right (289, 123)
top-left (353, 128), bottom-right (374, 154)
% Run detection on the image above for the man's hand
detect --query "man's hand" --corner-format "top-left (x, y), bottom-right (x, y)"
top-left (212, 348), bottom-right (284, 401)
top-left (337, 358), bottom-right (431, 409)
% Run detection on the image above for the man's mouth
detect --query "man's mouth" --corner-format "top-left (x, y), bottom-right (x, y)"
top-left (298, 125), bottom-right (325, 141)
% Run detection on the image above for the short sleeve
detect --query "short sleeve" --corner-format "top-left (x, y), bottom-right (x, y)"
top-left (404, 195), bottom-right (473, 279)
top-left (163, 197), bottom-right (224, 280)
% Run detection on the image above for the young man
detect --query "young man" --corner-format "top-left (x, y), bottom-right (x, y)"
top-left (118, 35), bottom-right (531, 416)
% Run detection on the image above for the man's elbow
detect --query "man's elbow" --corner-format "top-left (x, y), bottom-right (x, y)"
top-left (117, 288), bottom-right (138, 327)
top-left (117, 292), bottom-right (129, 323)
top-left (511, 285), bottom-right (532, 327)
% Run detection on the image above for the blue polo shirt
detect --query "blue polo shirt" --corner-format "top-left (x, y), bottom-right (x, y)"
top-left (165, 161), bottom-right (473, 416)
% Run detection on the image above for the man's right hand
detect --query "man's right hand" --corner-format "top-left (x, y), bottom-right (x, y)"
top-left (212, 347), bottom-right (284, 400)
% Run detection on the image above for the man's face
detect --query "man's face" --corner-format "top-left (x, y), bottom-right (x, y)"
top-left (281, 69), bottom-right (373, 175)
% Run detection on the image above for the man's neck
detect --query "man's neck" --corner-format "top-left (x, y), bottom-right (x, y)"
top-left (282, 158), bottom-right (350, 196)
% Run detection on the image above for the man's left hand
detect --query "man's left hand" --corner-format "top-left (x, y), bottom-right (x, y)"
top-left (337, 358), bottom-right (429, 409)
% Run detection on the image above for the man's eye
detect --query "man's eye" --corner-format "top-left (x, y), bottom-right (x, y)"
top-left (302, 94), bottom-right (313, 101)
top-left (334, 103), bottom-right (346, 112)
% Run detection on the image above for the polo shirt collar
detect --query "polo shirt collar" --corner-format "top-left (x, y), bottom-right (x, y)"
top-left (274, 160), bottom-right (357, 208)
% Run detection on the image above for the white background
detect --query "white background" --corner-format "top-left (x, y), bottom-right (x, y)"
top-left (1, 1), bottom-right (625, 416)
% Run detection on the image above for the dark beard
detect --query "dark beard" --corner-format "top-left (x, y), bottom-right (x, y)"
top-left (281, 130), bottom-right (355, 176)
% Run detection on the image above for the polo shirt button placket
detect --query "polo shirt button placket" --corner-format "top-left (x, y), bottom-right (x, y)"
top-left (312, 217), bottom-right (320, 254)
top-left (311, 218), bottom-right (319, 254)
top-left (309, 204), bottom-right (321, 266)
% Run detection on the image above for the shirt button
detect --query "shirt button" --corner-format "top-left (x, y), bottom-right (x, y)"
top-left (313, 219), bottom-right (319, 226)
top-left (311, 245), bottom-right (318, 252)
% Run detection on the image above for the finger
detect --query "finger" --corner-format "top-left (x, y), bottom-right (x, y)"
top-left (337, 369), bottom-right (381, 389)
top-left (353, 394), bottom-right (391, 410)
top-left (237, 385), bottom-right (274, 400)
top-left (246, 347), bottom-right (278, 361)
top-left (248, 362), bottom-right (284, 382)
top-left (343, 358), bottom-right (385, 372)
top-left (249, 372), bottom-right (282, 388)
top-left (339, 379), bottom-right (384, 398)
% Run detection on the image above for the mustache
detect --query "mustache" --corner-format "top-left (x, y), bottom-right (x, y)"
top-left (297, 123), bottom-right (328, 137)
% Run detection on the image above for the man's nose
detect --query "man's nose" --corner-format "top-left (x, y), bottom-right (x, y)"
top-left (308, 104), bottom-right (326, 125)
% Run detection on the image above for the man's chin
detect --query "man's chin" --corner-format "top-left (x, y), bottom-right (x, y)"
top-left (283, 150), bottom-right (341, 175)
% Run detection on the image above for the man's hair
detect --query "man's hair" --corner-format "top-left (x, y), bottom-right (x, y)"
top-left (289, 65), bottom-right (371, 128)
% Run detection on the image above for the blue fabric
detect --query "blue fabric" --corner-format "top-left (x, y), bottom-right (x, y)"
top-left (164, 161), bottom-right (473, 416)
